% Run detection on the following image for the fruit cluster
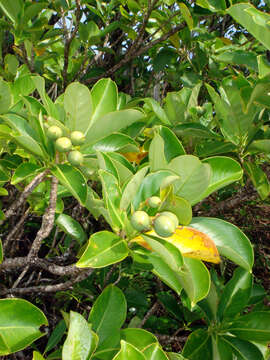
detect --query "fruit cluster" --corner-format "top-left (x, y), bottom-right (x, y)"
top-left (47, 126), bottom-right (85, 166)
top-left (130, 196), bottom-right (179, 238)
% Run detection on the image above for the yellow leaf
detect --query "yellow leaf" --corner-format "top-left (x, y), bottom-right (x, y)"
top-left (121, 150), bottom-right (148, 164)
top-left (132, 226), bottom-right (220, 264)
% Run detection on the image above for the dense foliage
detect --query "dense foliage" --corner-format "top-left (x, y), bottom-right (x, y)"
top-left (0, 0), bottom-right (269, 359)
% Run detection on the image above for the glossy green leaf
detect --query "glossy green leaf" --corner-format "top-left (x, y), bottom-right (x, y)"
top-left (76, 231), bottom-right (129, 268)
top-left (161, 194), bottom-right (192, 226)
top-left (142, 233), bottom-right (183, 272)
top-left (182, 329), bottom-right (212, 360)
top-left (149, 133), bottom-right (167, 171)
top-left (84, 109), bottom-right (144, 145)
top-left (51, 164), bottom-right (87, 205)
top-left (133, 170), bottom-right (179, 210)
top-left (195, 140), bottom-right (237, 157)
top-left (97, 151), bottom-right (119, 181)
top-left (113, 340), bottom-right (145, 360)
top-left (93, 133), bottom-right (138, 152)
top-left (0, 298), bottom-right (48, 356)
top-left (120, 166), bottom-right (149, 211)
top-left (166, 155), bottom-right (211, 205)
top-left (216, 337), bottom-right (234, 360)
top-left (90, 78), bottom-right (118, 124)
top-left (144, 98), bottom-right (170, 125)
top-left (108, 153), bottom-right (134, 186)
top-left (190, 217), bottom-right (254, 271)
top-left (214, 50), bottom-right (258, 71)
top-left (64, 82), bottom-right (92, 133)
top-left (33, 352), bottom-right (45, 360)
top-left (56, 214), bottom-right (87, 245)
top-left (62, 311), bottom-right (92, 360)
top-left (248, 283), bottom-right (266, 305)
top-left (0, 188), bottom-right (8, 195)
top-left (221, 336), bottom-right (263, 360)
top-left (15, 135), bottom-right (45, 158)
top-left (174, 123), bottom-right (220, 140)
top-left (248, 139), bottom-right (270, 154)
top-left (143, 343), bottom-right (169, 359)
top-left (0, 0), bottom-right (23, 23)
top-left (44, 319), bottom-right (66, 354)
top-left (167, 353), bottom-right (186, 360)
top-left (228, 3), bottom-right (270, 51)
top-left (120, 328), bottom-right (157, 351)
top-left (0, 79), bottom-right (11, 113)
top-left (193, 156), bottom-right (243, 203)
top-left (179, 3), bottom-right (193, 30)
top-left (159, 126), bottom-right (186, 162)
top-left (244, 161), bottom-right (270, 200)
top-left (217, 267), bottom-right (252, 321)
top-left (89, 285), bottom-right (127, 347)
top-left (11, 163), bottom-right (44, 185)
top-left (198, 281), bottom-right (219, 322)
top-left (228, 312), bottom-right (270, 342)
top-left (257, 54), bottom-right (270, 79)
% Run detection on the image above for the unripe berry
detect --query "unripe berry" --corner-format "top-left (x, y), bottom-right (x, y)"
top-left (68, 150), bottom-right (84, 166)
top-left (47, 125), bottom-right (63, 140)
top-left (153, 215), bottom-right (175, 238)
top-left (70, 131), bottom-right (86, 146)
top-left (131, 211), bottom-right (151, 232)
top-left (147, 196), bottom-right (161, 208)
top-left (159, 211), bottom-right (179, 228)
top-left (55, 137), bottom-right (72, 152)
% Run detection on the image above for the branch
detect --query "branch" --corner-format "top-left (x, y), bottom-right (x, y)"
top-left (84, 22), bottom-right (186, 84)
top-left (3, 207), bottom-right (30, 251)
top-left (139, 301), bottom-right (159, 328)
top-left (0, 269), bottom-right (93, 295)
top-left (62, 0), bottom-right (82, 88)
top-left (3, 170), bottom-right (49, 221)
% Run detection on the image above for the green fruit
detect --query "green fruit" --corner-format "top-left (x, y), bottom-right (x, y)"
top-left (68, 150), bottom-right (84, 166)
top-left (196, 106), bottom-right (205, 116)
top-left (131, 211), bottom-right (151, 232)
top-left (70, 131), bottom-right (86, 146)
top-left (55, 137), bottom-right (72, 152)
top-left (159, 211), bottom-right (179, 228)
top-left (47, 125), bottom-right (63, 140)
top-left (147, 196), bottom-right (161, 208)
top-left (153, 215), bottom-right (175, 237)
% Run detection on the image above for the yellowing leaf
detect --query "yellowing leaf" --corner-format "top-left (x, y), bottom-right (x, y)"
top-left (132, 226), bottom-right (220, 264)
top-left (122, 150), bottom-right (148, 164)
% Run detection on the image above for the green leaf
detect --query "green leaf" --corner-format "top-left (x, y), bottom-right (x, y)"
top-left (76, 231), bottom-right (129, 268)
top-left (247, 139), bottom-right (270, 154)
top-left (159, 126), bottom-right (186, 162)
top-left (93, 133), bottom-right (138, 152)
top-left (84, 109), bottom-right (144, 146)
top-left (142, 233), bottom-right (183, 272)
top-left (179, 3), bottom-right (193, 30)
top-left (190, 217), bottom-right (254, 271)
top-left (113, 340), bottom-right (146, 360)
top-left (64, 82), bottom-right (92, 133)
top-left (120, 166), bottom-right (149, 211)
top-left (89, 285), bottom-right (127, 347)
top-left (44, 319), bottom-right (66, 354)
top-left (228, 312), bottom-right (270, 342)
top-left (91, 78), bottom-right (118, 124)
top-left (120, 328), bottom-right (158, 351)
top-left (11, 163), bottom-right (44, 185)
top-left (243, 161), bottom-right (270, 200)
top-left (161, 194), bottom-right (192, 226)
top-left (214, 50), bottom-right (258, 71)
top-left (62, 311), bottom-right (92, 360)
top-left (51, 164), bottom-right (87, 205)
top-left (0, 298), bottom-right (48, 356)
top-left (33, 352), bottom-right (45, 360)
top-left (228, 3), bottom-right (270, 51)
top-left (192, 156), bottom-right (243, 203)
top-left (149, 133), bottom-right (167, 171)
top-left (166, 155), bottom-right (211, 205)
top-left (174, 123), bottom-right (220, 140)
top-left (0, 0), bottom-right (23, 23)
top-left (221, 336), bottom-right (263, 360)
top-left (182, 329), bottom-right (212, 360)
top-left (133, 170), bottom-right (179, 210)
top-left (143, 343), bottom-right (169, 359)
top-left (195, 140), bottom-right (237, 157)
top-left (144, 98), bottom-right (170, 125)
top-left (217, 267), bottom-right (253, 321)
top-left (198, 281), bottom-right (219, 322)
top-left (56, 214), bottom-right (87, 245)
top-left (15, 135), bottom-right (45, 158)
top-left (257, 54), bottom-right (270, 79)
top-left (167, 353), bottom-right (186, 360)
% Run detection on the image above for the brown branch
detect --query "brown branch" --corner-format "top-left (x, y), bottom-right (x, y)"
top-left (28, 176), bottom-right (58, 258)
top-left (155, 334), bottom-right (187, 345)
top-left (84, 22), bottom-right (186, 84)
top-left (0, 269), bottom-right (93, 296)
top-left (0, 257), bottom-right (83, 276)
top-left (62, 0), bottom-right (82, 88)
top-left (3, 170), bottom-right (49, 221)
top-left (139, 301), bottom-right (159, 328)
top-left (3, 207), bottom-right (30, 251)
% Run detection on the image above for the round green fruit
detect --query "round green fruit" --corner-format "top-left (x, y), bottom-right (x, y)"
top-left (153, 215), bottom-right (175, 237)
top-left (55, 137), bottom-right (72, 152)
top-left (159, 211), bottom-right (179, 228)
top-left (68, 150), bottom-right (84, 166)
top-left (131, 211), bottom-right (151, 232)
top-left (147, 196), bottom-right (161, 208)
top-left (70, 131), bottom-right (86, 146)
top-left (47, 125), bottom-right (63, 140)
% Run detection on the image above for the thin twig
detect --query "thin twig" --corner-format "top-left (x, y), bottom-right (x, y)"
top-left (139, 301), bottom-right (159, 328)
top-left (3, 207), bottom-right (30, 251)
